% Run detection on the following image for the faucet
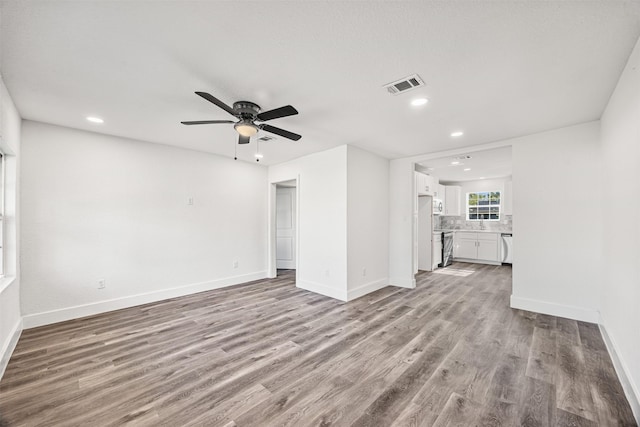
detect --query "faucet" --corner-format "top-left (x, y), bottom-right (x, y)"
top-left (479, 218), bottom-right (485, 230)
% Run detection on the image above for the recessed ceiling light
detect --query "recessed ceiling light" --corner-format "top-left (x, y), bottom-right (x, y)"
top-left (479, 177), bottom-right (485, 179)
top-left (451, 161), bottom-right (460, 165)
top-left (463, 168), bottom-right (471, 171)
top-left (86, 116), bottom-right (104, 124)
top-left (254, 153), bottom-right (264, 159)
top-left (411, 98), bottom-right (428, 107)
top-left (450, 131), bottom-right (464, 137)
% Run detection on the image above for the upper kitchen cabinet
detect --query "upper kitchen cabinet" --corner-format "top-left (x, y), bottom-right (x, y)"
top-left (444, 185), bottom-right (461, 216)
top-left (503, 179), bottom-right (513, 215)
top-left (415, 172), bottom-right (436, 196)
top-left (435, 184), bottom-right (446, 200)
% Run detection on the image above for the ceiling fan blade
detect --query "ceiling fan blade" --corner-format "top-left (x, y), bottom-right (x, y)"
top-left (181, 120), bottom-right (235, 125)
top-left (256, 105), bottom-right (298, 122)
top-left (238, 134), bottom-right (251, 144)
top-left (195, 92), bottom-right (237, 117)
top-left (260, 124), bottom-right (302, 141)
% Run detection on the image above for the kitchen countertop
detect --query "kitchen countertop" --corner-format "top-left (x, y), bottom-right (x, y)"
top-left (434, 229), bottom-right (512, 234)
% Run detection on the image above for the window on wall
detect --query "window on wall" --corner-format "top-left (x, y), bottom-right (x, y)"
top-left (467, 191), bottom-right (500, 221)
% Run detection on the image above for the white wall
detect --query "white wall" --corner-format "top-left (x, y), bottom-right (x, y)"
top-left (346, 145), bottom-right (389, 300)
top-left (0, 74), bottom-right (22, 379)
top-left (511, 121), bottom-right (602, 322)
top-left (20, 121), bottom-right (268, 327)
top-left (448, 177), bottom-right (508, 216)
top-left (269, 146), bottom-right (348, 300)
top-left (600, 34), bottom-right (640, 419)
top-left (388, 157), bottom-right (416, 288)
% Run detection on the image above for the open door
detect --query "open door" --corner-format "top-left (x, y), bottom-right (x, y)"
top-left (276, 184), bottom-right (296, 270)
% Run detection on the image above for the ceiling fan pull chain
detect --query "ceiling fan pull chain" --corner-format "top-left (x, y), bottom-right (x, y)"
top-left (234, 139), bottom-right (238, 161)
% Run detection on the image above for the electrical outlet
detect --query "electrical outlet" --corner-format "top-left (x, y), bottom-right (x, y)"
top-left (324, 269), bottom-right (330, 277)
top-left (188, 197), bottom-right (194, 205)
top-left (362, 268), bottom-right (367, 277)
top-left (98, 279), bottom-right (106, 289)
top-left (233, 261), bottom-right (239, 269)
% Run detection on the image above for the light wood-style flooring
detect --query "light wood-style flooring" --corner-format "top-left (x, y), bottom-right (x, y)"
top-left (0, 263), bottom-right (636, 426)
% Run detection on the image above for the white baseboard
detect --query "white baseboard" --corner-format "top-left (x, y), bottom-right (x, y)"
top-left (0, 317), bottom-right (23, 381)
top-left (389, 276), bottom-right (416, 289)
top-left (23, 271), bottom-right (268, 329)
top-left (347, 278), bottom-right (388, 301)
top-left (452, 258), bottom-right (501, 266)
top-left (297, 279), bottom-right (347, 301)
top-left (599, 322), bottom-right (640, 423)
top-left (510, 295), bottom-right (599, 323)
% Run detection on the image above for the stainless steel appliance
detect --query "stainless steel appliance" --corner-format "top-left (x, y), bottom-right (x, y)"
top-left (440, 231), bottom-right (454, 267)
top-left (501, 233), bottom-right (513, 264)
top-left (433, 199), bottom-right (443, 215)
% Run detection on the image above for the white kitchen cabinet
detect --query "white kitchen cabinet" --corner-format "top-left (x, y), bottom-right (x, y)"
top-left (415, 172), bottom-right (436, 196)
top-left (444, 185), bottom-right (461, 216)
top-left (454, 233), bottom-right (478, 259)
top-left (453, 231), bottom-right (500, 263)
top-left (477, 234), bottom-right (500, 261)
top-left (432, 232), bottom-right (442, 270)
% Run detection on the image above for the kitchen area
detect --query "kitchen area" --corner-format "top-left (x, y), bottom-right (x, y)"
top-left (414, 146), bottom-right (513, 274)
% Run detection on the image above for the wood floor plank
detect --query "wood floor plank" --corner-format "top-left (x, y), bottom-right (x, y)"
top-left (526, 326), bottom-right (558, 384)
top-left (0, 266), bottom-right (636, 427)
top-left (518, 377), bottom-right (557, 427)
top-left (431, 392), bottom-right (483, 427)
top-left (555, 341), bottom-right (597, 422)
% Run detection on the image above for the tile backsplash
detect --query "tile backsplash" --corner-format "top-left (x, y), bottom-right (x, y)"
top-left (435, 215), bottom-right (512, 232)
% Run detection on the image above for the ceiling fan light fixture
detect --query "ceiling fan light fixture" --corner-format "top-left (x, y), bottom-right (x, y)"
top-left (234, 121), bottom-right (259, 137)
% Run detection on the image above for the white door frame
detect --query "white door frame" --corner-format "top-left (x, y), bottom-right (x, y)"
top-left (268, 176), bottom-right (300, 281)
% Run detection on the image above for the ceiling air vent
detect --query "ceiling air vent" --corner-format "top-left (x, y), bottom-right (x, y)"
top-left (383, 74), bottom-right (425, 95)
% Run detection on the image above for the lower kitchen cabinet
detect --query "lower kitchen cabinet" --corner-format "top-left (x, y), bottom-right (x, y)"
top-left (455, 236), bottom-right (477, 259)
top-left (453, 231), bottom-right (500, 263)
top-left (432, 232), bottom-right (442, 270)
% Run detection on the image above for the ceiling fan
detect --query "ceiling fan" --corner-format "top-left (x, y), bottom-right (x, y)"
top-left (181, 92), bottom-right (301, 145)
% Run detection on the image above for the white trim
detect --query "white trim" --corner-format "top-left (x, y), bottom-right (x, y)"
top-left (389, 276), bottom-right (416, 289)
top-left (23, 271), bottom-right (268, 329)
top-left (452, 258), bottom-right (502, 266)
top-left (0, 317), bottom-right (22, 380)
top-left (599, 322), bottom-right (640, 423)
top-left (509, 295), bottom-right (599, 323)
top-left (0, 275), bottom-right (16, 294)
top-left (347, 278), bottom-right (388, 301)
top-left (297, 279), bottom-right (347, 301)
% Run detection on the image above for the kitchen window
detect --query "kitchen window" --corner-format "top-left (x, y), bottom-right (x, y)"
top-left (467, 191), bottom-right (500, 221)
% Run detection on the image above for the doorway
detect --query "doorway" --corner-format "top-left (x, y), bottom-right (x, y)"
top-left (276, 182), bottom-right (296, 272)
top-left (270, 178), bottom-right (298, 280)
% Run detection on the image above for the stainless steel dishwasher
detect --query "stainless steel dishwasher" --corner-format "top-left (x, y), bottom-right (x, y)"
top-left (441, 231), bottom-right (454, 267)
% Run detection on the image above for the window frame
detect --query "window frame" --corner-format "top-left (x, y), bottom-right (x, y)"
top-left (466, 190), bottom-right (501, 221)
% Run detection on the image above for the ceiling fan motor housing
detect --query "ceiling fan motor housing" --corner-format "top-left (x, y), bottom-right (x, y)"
top-left (233, 101), bottom-right (261, 119)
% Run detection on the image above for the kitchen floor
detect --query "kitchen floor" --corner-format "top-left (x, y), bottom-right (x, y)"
top-left (0, 264), bottom-right (635, 426)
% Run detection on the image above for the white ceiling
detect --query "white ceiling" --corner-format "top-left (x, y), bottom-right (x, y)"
top-left (1, 1), bottom-right (639, 165)
top-left (418, 146), bottom-right (512, 183)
